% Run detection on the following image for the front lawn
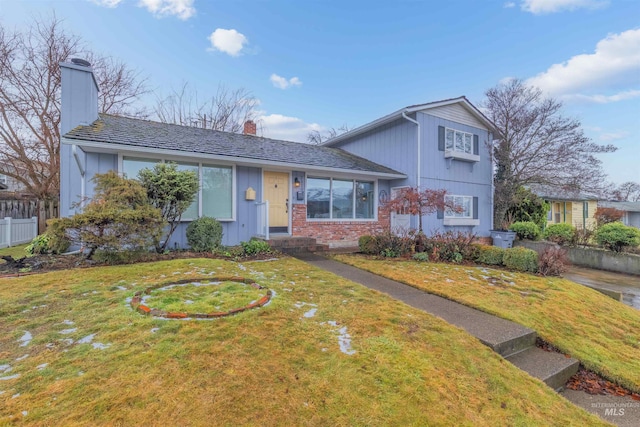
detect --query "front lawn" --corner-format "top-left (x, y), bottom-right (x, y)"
top-left (333, 254), bottom-right (640, 394)
top-left (0, 258), bottom-right (604, 425)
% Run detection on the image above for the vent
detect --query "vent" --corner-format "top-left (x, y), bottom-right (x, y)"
top-left (70, 58), bottom-right (91, 67)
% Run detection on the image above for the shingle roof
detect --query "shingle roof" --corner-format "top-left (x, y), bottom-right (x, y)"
top-left (599, 201), bottom-right (640, 212)
top-left (63, 114), bottom-right (404, 177)
top-left (528, 184), bottom-right (599, 201)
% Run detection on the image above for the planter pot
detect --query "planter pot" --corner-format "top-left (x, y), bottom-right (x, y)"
top-left (490, 230), bottom-right (517, 249)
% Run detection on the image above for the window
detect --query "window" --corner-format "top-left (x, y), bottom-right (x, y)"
top-left (446, 128), bottom-right (473, 154)
top-left (307, 177), bottom-right (375, 220)
top-left (445, 195), bottom-right (473, 218)
top-left (443, 194), bottom-right (479, 226)
top-left (122, 156), bottom-right (234, 221)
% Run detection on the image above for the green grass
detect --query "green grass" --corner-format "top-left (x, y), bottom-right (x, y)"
top-left (0, 244), bottom-right (29, 261)
top-left (334, 254), bottom-right (640, 394)
top-left (0, 258), bottom-right (606, 425)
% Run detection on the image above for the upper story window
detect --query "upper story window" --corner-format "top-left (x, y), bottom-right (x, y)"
top-left (445, 129), bottom-right (473, 154)
top-left (438, 126), bottom-right (480, 163)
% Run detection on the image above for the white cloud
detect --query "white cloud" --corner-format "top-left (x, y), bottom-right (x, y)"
top-left (207, 29), bottom-right (248, 57)
top-left (526, 29), bottom-right (640, 102)
top-left (504, 2), bottom-right (516, 8)
top-left (259, 114), bottom-right (322, 143)
top-left (521, 0), bottom-right (608, 14)
top-left (91, 0), bottom-right (124, 7)
top-left (597, 130), bottom-right (629, 142)
top-left (138, 0), bottom-right (195, 20)
top-left (270, 74), bottom-right (303, 90)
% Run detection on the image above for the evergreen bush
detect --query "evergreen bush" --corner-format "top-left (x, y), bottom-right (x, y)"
top-left (503, 247), bottom-right (538, 273)
top-left (475, 245), bottom-right (505, 266)
top-left (543, 223), bottom-right (575, 245)
top-left (186, 216), bottom-right (223, 252)
top-left (595, 222), bottom-right (640, 252)
top-left (509, 221), bottom-right (541, 240)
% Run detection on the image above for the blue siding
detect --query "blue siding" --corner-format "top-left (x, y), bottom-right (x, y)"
top-left (166, 165), bottom-right (262, 248)
top-left (334, 110), bottom-right (494, 236)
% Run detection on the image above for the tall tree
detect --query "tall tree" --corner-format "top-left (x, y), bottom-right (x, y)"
top-left (610, 181), bottom-right (640, 202)
top-left (307, 124), bottom-right (350, 145)
top-left (0, 16), bottom-right (147, 201)
top-left (484, 79), bottom-right (616, 228)
top-left (154, 82), bottom-right (260, 133)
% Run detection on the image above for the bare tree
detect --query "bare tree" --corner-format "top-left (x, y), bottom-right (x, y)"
top-left (610, 181), bottom-right (640, 202)
top-left (307, 124), bottom-right (350, 145)
top-left (484, 79), bottom-right (616, 228)
top-left (154, 82), bottom-right (260, 133)
top-left (0, 16), bottom-right (147, 201)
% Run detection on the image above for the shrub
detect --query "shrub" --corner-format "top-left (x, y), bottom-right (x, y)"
top-left (358, 235), bottom-right (377, 254)
top-left (543, 223), bottom-right (575, 245)
top-left (595, 222), bottom-right (640, 252)
top-left (503, 247), bottom-right (538, 273)
top-left (475, 245), bottom-right (505, 266)
top-left (571, 226), bottom-right (595, 247)
top-left (509, 221), bottom-right (541, 240)
top-left (50, 171), bottom-right (165, 260)
top-left (538, 247), bottom-right (568, 276)
top-left (422, 231), bottom-right (477, 263)
top-left (594, 207), bottom-right (624, 227)
top-left (25, 228), bottom-right (70, 255)
top-left (374, 232), bottom-right (413, 258)
top-left (186, 216), bottom-right (223, 252)
top-left (241, 238), bottom-right (272, 256)
top-left (506, 187), bottom-right (549, 230)
top-left (412, 252), bottom-right (430, 262)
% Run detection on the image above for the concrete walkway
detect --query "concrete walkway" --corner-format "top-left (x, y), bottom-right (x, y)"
top-left (293, 253), bottom-right (639, 426)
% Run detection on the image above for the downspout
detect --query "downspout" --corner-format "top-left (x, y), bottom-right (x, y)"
top-left (401, 111), bottom-right (420, 190)
top-left (489, 132), bottom-right (495, 231)
top-left (72, 144), bottom-right (86, 207)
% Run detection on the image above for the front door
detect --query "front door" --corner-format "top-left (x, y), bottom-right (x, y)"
top-left (264, 171), bottom-right (289, 233)
top-left (390, 186), bottom-right (411, 235)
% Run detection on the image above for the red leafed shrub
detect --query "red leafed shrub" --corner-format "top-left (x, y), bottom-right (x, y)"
top-left (538, 246), bottom-right (569, 276)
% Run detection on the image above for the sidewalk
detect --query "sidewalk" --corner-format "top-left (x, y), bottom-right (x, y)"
top-left (293, 253), bottom-right (639, 426)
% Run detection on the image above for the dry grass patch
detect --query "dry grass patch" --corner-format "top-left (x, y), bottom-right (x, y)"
top-left (0, 258), bottom-right (605, 425)
top-left (333, 254), bottom-right (640, 394)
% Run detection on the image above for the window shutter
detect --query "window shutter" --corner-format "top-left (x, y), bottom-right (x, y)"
top-left (473, 197), bottom-right (479, 220)
top-left (438, 126), bottom-right (445, 151)
top-left (473, 135), bottom-right (479, 155)
top-left (437, 208), bottom-right (444, 220)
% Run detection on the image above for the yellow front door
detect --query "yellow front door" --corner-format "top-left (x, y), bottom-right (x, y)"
top-left (264, 171), bottom-right (289, 231)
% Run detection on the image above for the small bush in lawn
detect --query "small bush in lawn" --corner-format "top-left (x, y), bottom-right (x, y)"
top-left (503, 247), bottom-right (538, 273)
top-left (475, 245), bottom-right (505, 266)
top-left (423, 231), bottom-right (477, 263)
top-left (595, 222), bottom-right (640, 252)
top-left (186, 216), bottom-right (223, 252)
top-left (358, 235), bottom-right (378, 254)
top-left (543, 223), bottom-right (575, 245)
top-left (572, 226), bottom-right (595, 247)
top-left (241, 238), bottom-right (272, 256)
top-left (375, 232), bottom-right (412, 258)
top-left (538, 247), bottom-right (569, 276)
top-left (25, 228), bottom-right (70, 255)
top-left (412, 252), bottom-right (430, 262)
top-left (509, 221), bottom-right (541, 240)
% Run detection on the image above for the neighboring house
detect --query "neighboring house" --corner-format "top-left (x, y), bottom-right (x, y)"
top-left (0, 169), bottom-right (28, 194)
top-left (598, 201), bottom-right (640, 229)
top-left (59, 59), bottom-right (497, 248)
top-left (530, 186), bottom-right (598, 230)
top-left (323, 98), bottom-right (499, 239)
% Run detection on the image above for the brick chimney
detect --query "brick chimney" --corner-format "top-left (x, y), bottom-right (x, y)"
top-left (243, 120), bottom-right (257, 136)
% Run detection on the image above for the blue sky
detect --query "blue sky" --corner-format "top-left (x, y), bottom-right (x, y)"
top-left (1, 0), bottom-right (639, 185)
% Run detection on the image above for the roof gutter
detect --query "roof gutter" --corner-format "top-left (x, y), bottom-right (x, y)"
top-left (402, 111), bottom-right (420, 190)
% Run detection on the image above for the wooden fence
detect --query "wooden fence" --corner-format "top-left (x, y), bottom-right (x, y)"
top-left (0, 198), bottom-right (59, 234)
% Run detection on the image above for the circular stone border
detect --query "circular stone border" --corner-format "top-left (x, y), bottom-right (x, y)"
top-left (130, 276), bottom-right (272, 319)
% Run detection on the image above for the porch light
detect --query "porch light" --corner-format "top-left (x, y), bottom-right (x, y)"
top-left (294, 177), bottom-right (301, 187)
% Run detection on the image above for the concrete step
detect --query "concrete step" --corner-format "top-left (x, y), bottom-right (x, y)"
top-left (506, 347), bottom-right (580, 391)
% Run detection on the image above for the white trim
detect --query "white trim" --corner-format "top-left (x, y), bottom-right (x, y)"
top-left (445, 150), bottom-right (480, 163)
top-left (444, 218), bottom-right (480, 226)
top-left (63, 137), bottom-right (406, 180)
